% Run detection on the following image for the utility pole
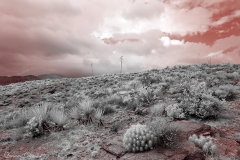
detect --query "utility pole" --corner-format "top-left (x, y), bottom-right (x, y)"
top-left (198, 53), bottom-right (200, 64)
top-left (120, 56), bottom-right (123, 74)
top-left (91, 63), bottom-right (93, 76)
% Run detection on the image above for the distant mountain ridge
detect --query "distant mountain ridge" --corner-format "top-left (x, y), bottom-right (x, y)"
top-left (38, 74), bottom-right (66, 80)
top-left (0, 74), bottom-right (67, 86)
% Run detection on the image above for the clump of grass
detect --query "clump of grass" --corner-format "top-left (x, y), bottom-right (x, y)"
top-left (95, 108), bottom-right (104, 126)
top-left (49, 108), bottom-right (68, 130)
top-left (78, 98), bottom-right (95, 124)
top-left (25, 102), bottom-right (52, 137)
top-left (29, 102), bottom-right (50, 124)
top-left (69, 106), bottom-right (83, 123)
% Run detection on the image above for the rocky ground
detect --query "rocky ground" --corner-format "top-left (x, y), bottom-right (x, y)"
top-left (0, 64), bottom-right (240, 160)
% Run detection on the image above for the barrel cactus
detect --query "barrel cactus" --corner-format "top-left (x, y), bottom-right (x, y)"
top-left (123, 123), bottom-right (157, 152)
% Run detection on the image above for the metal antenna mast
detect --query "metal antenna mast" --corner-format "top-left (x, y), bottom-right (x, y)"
top-left (120, 56), bottom-right (123, 73)
top-left (91, 63), bottom-right (93, 76)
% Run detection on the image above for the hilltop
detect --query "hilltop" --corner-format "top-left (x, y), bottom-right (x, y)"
top-left (0, 74), bottom-right (67, 86)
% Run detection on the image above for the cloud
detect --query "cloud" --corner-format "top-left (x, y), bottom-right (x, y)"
top-left (160, 36), bottom-right (184, 47)
top-left (159, 6), bottom-right (211, 36)
top-left (222, 46), bottom-right (238, 54)
top-left (0, 0), bottom-right (239, 77)
top-left (122, 0), bottom-right (165, 19)
top-left (0, 0), bottom-right (82, 21)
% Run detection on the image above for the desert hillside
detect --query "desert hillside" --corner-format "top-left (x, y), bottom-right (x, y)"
top-left (0, 63), bottom-right (240, 160)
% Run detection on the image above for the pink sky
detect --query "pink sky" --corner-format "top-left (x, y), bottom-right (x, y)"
top-left (0, 0), bottom-right (239, 77)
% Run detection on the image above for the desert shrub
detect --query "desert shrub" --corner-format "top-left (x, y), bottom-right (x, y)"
top-left (107, 94), bottom-right (126, 106)
top-left (189, 134), bottom-right (217, 156)
top-left (216, 71), bottom-right (227, 80)
top-left (137, 87), bottom-right (155, 105)
top-left (226, 72), bottom-right (239, 79)
top-left (65, 94), bottom-right (84, 108)
top-left (153, 86), bottom-right (164, 99)
top-left (125, 99), bottom-right (139, 111)
top-left (24, 117), bottom-right (44, 138)
top-left (138, 74), bottom-right (152, 86)
top-left (168, 86), bottom-right (181, 95)
top-left (123, 79), bottom-right (142, 90)
top-left (165, 103), bottom-right (186, 119)
top-left (150, 103), bottom-right (166, 117)
top-left (102, 105), bottom-right (116, 115)
top-left (147, 117), bottom-right (181, 149)
top-left (92, 99), bottom-right (116, 115)
top-left (165, 76), bottom-right (175, 84)
top-left (212, 84), bottom-right (239, 100)
top-left (178, 81), bottom-right (227, 119)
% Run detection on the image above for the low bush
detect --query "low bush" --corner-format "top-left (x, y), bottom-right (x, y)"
top-left (138, 74), bottom-right (160, 86)
top-left (165, 103), bottom-right (186, 119)
top-left (137, 87), bottom-right (155, 106)
top-left (150, 102), bottom-right (166, 117)
top-left (212, 84), bottom-right (239, 100)
top-left (107, 94), bottom-right (126, 106)
top-left (176, 81), bottom-right (227, 119)
top-left (125, 99), bottom-right (139, 111)
top-left (2, 109), bottom-right (30, 130)
top-left (102, 105), bottom-right (116, 115)
top-left (24, 116), bottom-right (48, 138)
top-left (147, 117), bottom-right (181, 149)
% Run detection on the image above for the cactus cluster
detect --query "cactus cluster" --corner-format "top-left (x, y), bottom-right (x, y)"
top-left (189, 134), bottom-right (217, 155)
top-left (123, 123), bottom-right (157, 152)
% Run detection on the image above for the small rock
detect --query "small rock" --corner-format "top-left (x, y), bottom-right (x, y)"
top-left (203, 132), bottom-right (211, 136)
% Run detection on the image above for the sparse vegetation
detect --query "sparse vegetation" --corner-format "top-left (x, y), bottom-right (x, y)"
top-left (0, 63), bottom-right (240, 159)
